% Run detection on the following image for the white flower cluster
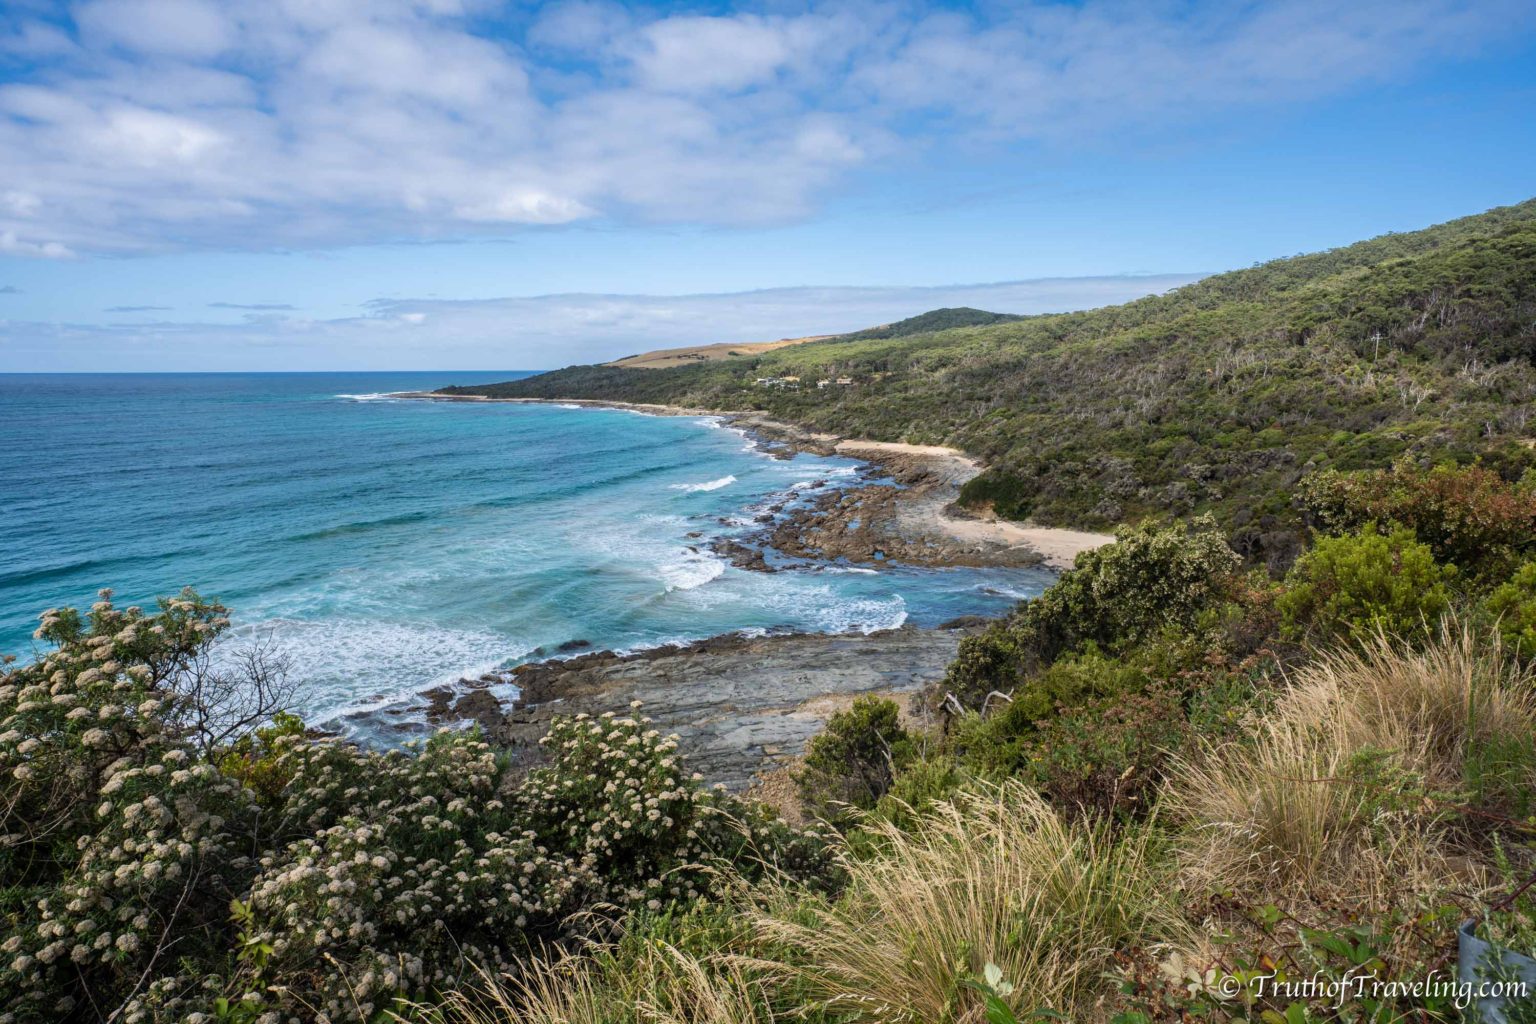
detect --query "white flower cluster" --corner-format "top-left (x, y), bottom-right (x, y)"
top-left (2, 590), bottom-right (257, 1024)
top-left (1, 591), bottom-right (833, 1024)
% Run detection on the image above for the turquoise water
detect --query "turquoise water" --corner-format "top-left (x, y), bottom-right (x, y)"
top-left (0, 373), bottom-right (1051, 733)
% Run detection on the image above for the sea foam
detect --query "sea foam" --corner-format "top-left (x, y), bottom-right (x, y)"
top-left (669, 475), bottom-right (736, 492)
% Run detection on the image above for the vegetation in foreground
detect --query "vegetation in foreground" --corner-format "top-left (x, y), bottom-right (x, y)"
top-left (447, 197), bottom-right (1536, 567)
top-left (5, 461), bottom-right (1536, 1022)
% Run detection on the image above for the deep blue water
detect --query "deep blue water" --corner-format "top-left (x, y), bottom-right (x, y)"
top-left (0, 372), bottom-right (1050, 733)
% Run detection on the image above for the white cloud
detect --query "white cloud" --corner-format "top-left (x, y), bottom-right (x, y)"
top-left (74, 0), bottom-right (235, 58)
top-left (0, 273), bottom-right (1202, 370)
top-left (0, 0), bottom-right (1525, 255)
top-left (631, 15), bottom-right (799, 93)
top-left (0, 230), bottom-right (73, 258)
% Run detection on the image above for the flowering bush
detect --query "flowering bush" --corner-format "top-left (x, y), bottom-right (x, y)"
top-left (1, 593), bottom-right (834, 1023)
top-left (1, 589), bottom-right (262, 1024)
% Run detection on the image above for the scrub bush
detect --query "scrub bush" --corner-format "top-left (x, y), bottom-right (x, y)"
top-left (942, 517), bottom-right (1242, 705)
top-left (1299, 462), bottom-right (1536, 583)
top-left (1277, 523), bottom-right (1456, 642)
top-left (795, 696), bottom-right (911, 826)
top-left (1484, 561), bottom-right (1536, 657)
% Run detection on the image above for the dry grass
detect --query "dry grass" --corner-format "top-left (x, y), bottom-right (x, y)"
top-left (1169, 626), bottom-right (1533, 901)
top-left (751, 780), bottom-right (1190, 1023)
top-left (424, 942), bottom-right (775, 1024)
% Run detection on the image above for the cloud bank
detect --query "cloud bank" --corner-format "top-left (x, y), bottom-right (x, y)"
top-left (0, 0), bottom-right (1524, 255)
top-left (0, 273), bottom-right (1201, 371)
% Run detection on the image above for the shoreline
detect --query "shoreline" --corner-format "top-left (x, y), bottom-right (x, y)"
top-left (372, 389), bottom-right (1112, 789)
top-left (390, 391), bottom-right (1112, 571)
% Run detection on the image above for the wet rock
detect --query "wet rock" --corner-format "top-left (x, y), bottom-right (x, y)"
top-left (557, 638), bottom-right (592, 652)
top-left (420, 685), bottom-right (455, 720)
top-left (450, 690), bottom-right (504, 734)
top-left (938, 615), bottom-right (994, 631)
top-left (710, 537), bottom-right (774, 573)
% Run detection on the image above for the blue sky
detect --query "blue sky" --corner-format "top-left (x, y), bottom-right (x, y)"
top-left (0, 0), bottom-right (1533, 371)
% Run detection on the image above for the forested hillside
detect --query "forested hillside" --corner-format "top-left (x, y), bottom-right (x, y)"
top-left (446, 198), bottom-right (1536, 564)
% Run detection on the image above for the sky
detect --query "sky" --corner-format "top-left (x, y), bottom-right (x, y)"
top-left (0, 1), bottom-right (1533, 372)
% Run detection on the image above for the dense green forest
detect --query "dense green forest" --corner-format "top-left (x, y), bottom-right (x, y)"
top-left (445, 198), bottom-right (1536, 567)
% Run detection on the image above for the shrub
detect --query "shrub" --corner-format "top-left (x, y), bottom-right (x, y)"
top-left (871, 754), bottom-right (968, 832)
top-left (795, 696), bottom-right (911, 826)
top-left (1484, 561), bottom-right (1536, 657)
top-left (1, 591), bottom-right (836, 1023)
top-left (948, 650), bottom-right (1153, 777)
top-left (228, 711), bottom-right (834, 1022)
top-left (942, 517), bottom-right (1242, 705)
top-left (1299, 462), bottom-right (1536, 582)
top-left (1026, 683), bottom-right (1191, 822)
top-left (216, 709), bottom-right (306, 805)
top-left (1277, 523), bottom-right (1456, 642)
top-left (0, 589), bottom-right (267, 1023)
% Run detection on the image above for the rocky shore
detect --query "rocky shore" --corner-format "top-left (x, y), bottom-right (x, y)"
top-left (490, 625), bottom-right (969, 789)
top-left (378, 391), bottom-right (1109, 791)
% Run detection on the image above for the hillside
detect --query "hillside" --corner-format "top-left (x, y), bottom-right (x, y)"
top-left (601, 307), bottom-right (1018, 368)
top-left (604, 333), bottom-right (833, 368)
top-left (826, 305), bottom-right (1025, 342)
top-left (442, 198), bottom-right (1536, 565)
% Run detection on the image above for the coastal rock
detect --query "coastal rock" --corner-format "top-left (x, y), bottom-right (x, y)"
top-left (937, 615), bottom-right (995, 631)
top-left (762, 483), bottom-right (1045, 569)
top-left (497, 627), bottom-right (959, 789)
top-left (709, 537), bottom-right (775, 573)
top-left (449, 689), bottom-right (504, 734)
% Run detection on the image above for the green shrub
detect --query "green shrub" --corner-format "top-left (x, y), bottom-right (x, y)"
top-left (1277, 523), bottom-right (1456, 642)
top-left (872, 754), bottom-right (968, 829)
top-left (217, 709), bottom-right (306, 805)
top-left (795, 696), bottom-right (912, 826)
top-left (1484, 561), bottom-right (1536, 657)
top-left (1026, 683), bottom-right (1191, 821)
top-left (1299, 462), bottom-right (1536, 582)
top-left (949, 650), bottom-right (1153, 777)
top-left (942, 517), bottom-right (1242, 705)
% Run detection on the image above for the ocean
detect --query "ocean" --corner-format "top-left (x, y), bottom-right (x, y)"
top-left (0, 372), bottom-right (1051, 735)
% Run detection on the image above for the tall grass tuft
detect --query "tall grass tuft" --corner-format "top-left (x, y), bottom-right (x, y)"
top-left (422, 941), bottom-right (776, 1024)
top-left (751, 780), bottom-right (1189, 1023)
top-left (1169, 626), bottom-right (1534, 901)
